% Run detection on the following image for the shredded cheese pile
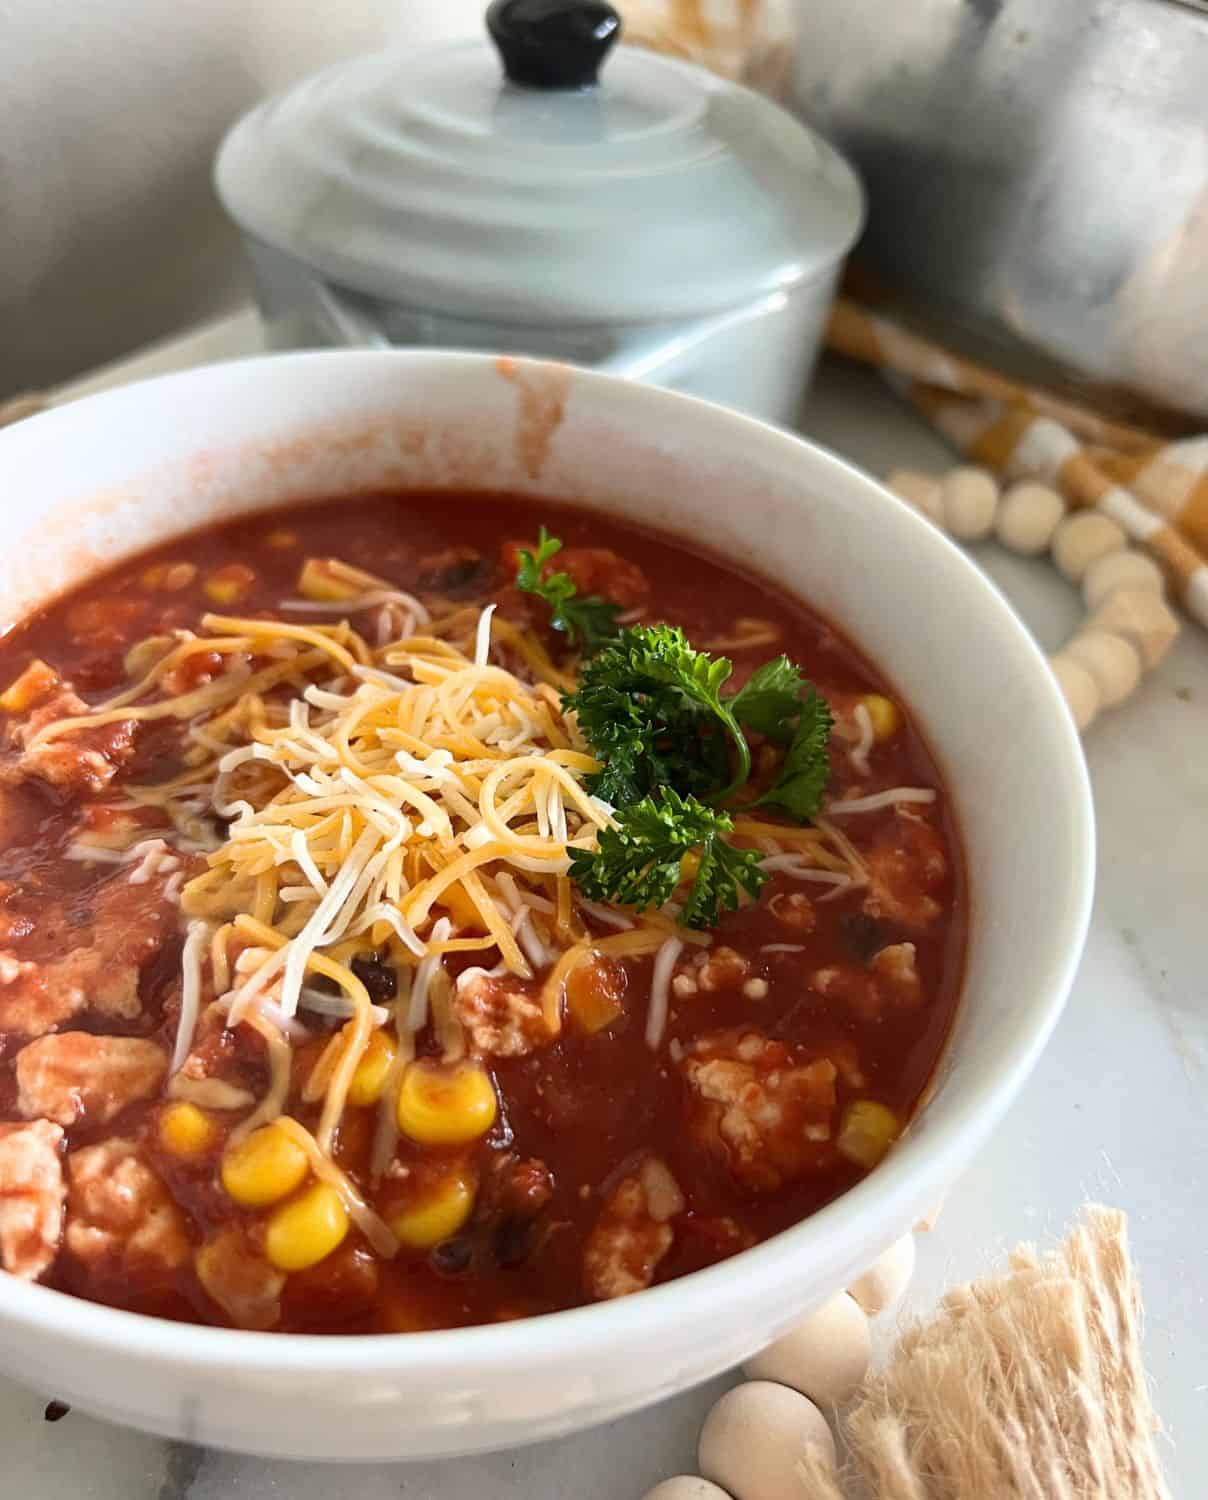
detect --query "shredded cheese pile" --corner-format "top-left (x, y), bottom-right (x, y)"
top-left (28, 559), bottom-right (873, 1239)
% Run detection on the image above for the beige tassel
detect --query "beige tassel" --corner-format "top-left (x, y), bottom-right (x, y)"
top-left (839, 1206), bottom-right (1169, 1499)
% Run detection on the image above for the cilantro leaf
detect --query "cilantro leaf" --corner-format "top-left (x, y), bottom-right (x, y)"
top-left (563, 625), bottom-right (750, 806)
top-left (753, 689), bottom-right (834, 820)
top-left (568, 789), bottom-right (766, 929)
top-left (729, 655), bottom-right (809, 743)
top-left (514, 527), bottom-right (622, 655)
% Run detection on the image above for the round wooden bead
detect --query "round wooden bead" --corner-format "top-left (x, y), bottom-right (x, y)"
top-left (940, 466), bottom-right (999, 540)
top-left (847, 1233), bottom-right (916, 1316)
top-left (1051, 512), bottom-right (1127, 581)
top-left (1049, 654), bottom-right (1101, 732)
top-left (995, 481), bottom-right (1066, 555)
top-left (1063, 631), bottom-right (1142, 707)
top-left (743, 1291), bottom-right (870, 1407)
top-left (1085, 588), bottom-right (1180, 669)
top-left (1081, 549), bottom-right (1164, 610)
top-left (886, 469), bottom-right (943, 524)
top-left (698, 1382), bottom-right (836, 1500)
top-left (642, 1481), bottom-right (734, 1500)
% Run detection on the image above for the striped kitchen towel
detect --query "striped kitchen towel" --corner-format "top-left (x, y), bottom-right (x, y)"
top-left (826, 297), bottom-right (1208, 631)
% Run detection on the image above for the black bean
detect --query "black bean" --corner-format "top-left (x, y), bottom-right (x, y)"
top-left (44, 1400), bottom-right (70, 1423)
top-left (350, 952), bottom-right (397, 1003)
top-left (429, 1237), bottom-right (474, 1276)
top-left (493, 1215), bottom-right (535, 1268)
top-left (418, 548), bottom-right (485, 592)
top-left (841, 913), bottom-right (887, 965)
top-left (438, 557), bottom-right (484, 589)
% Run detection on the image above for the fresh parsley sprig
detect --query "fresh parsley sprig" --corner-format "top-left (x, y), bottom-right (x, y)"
top-left (515, 527), bottom-right (622, 655)
top-left (563, 624), bottom-right (746, 805)
top-left (516, 533), bottom-right (836, 929)
top-left (753, 688), bottom-right (833, 820)
top-left (569, 790), bottom-right (767, 930)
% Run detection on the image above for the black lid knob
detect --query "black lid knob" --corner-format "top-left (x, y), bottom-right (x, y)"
top-left (486, 0), bottom-right (622, 90)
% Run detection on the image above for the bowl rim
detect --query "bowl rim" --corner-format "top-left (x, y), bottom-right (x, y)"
top-left (0, 348), bottom-right (1095, 1377)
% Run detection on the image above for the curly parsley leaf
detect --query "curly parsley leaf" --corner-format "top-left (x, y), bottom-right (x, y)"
top-left (568, 789), bottom-right (766, 929)
top-left (752, 689), bottom-right (834, 820)
top-left (680, 827), bottom-right (769, 929)
top-left (563, 624), bottom-right (749, 805)
top-left (728, 655), bottom-right (810, 743)
top-left (514, 527), bottom-right (622, 655)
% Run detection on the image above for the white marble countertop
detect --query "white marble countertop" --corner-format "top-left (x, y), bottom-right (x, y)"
top-left (11, 317), bottom-right (1206, 1497)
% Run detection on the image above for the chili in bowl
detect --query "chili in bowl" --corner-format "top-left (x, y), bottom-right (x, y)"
top-left (0, 352), bottom-right (1092, 1459)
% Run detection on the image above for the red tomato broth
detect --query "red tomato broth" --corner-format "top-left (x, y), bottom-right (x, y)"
top-left (0, 491), bottom-right (965, 1332)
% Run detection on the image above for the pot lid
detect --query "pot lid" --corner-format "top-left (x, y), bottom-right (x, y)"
top-left (215, 0), bottom-right (864, 325)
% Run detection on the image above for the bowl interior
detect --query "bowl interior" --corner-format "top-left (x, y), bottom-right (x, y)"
top-left (0, 351), bottom-right (1093, 1456)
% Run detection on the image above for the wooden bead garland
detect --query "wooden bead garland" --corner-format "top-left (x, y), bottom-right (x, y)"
top-left (939, 466), bottom-right (998, 541)
top-left (1063, 632), bottom-right (1141, 708)
top-left (639, 1231), bottom-right (926, 1500)
top-left (847, 1232), bottom-right (916, 1317)
top-left (742, 1289), bottom-right (871, 1406)
top-left (996, 479), bottom-right (1066, 555)
top-left (885, 467), bottom-right (1181, 733)
top-left (644, 1482), bottom-right (733, 1500)
top-left (1051, 511), bottom-right (1128, 582)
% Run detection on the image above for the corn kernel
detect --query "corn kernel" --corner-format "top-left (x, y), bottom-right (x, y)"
top-left (397, 1060), bottom-right (497, 1145)
top-left (195, 1228), bottom-right (284, 1330)
top-left (265, 529), bottom-right (298, 549)
top-left (861, 694), bottom-right (900, 742)
top-left (347, 1030), bottom-right (398, 1108)
top-left (265, 1182), bottom-right (350, 1272)
top-left (0, 658), bottom-right (60, 713)
top-left (391, 1169), bottom-right (476, 1250)
top-left (159, 1101), bottom-right (217, 1157)
top-left (142, 561), bottom-right (197, 591)
top-left (679, 851), bottom-right (701, 883)
top-left (204, 563), bottom-right (257, 605)
top-left (221, 1122), bottom-right (309, 1206)
top-left (837, 1100), bottom-right (901, 1169)
top-left (296, 557), bottom-right (360, 602)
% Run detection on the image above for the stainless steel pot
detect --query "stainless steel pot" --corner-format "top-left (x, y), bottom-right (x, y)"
top-left (792, 0), bottom-right (1208, 423)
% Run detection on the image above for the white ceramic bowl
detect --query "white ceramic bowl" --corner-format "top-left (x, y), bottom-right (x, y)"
top-left (0, 352), bottom-right (1093, 1461)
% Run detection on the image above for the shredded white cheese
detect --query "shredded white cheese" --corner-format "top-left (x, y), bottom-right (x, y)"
top-left (646, 937), bottom-right (684, 1050)
top-left (170, 920), bottom-right (211, 1073)
top-left (827, 787), bottom-right (937, 815)
top-left (849, 702), bottom-right (874, 775)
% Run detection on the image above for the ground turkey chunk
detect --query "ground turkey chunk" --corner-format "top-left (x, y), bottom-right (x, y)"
top-left (0, 867), bottom-right (178, 1036)
top-left (16, 1034), bottom-right (167, 1127)
top-left (0, 1120), bottom-right (65, 1281)
top-left (812, 943), bottom-right (922, 1022)
top-left (583, 1157), bottom-right (685, 1301)
top-left (65, 1138), bottom-right (189, 1275)
top-left (681, 1030), bottom-right (839, 1192)
top-left (195, 1227), bottom-right (285, 1331)
top-left (863, 808), bottom-right (948, 931)
top-left (0, 686), bottom-right (136, 794)
top-left (453, 969), bottom-right (552, 1057)
top-left (696, 946), bottom-right (750, 993)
